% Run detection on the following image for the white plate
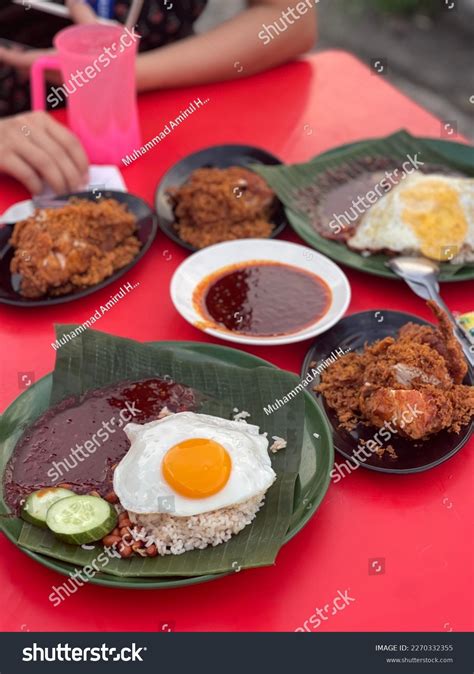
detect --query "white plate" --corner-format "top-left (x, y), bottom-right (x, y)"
top-left (170, 239), bottom-right (351, 346)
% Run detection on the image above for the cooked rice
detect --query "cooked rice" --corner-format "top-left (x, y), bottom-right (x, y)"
top-left (232, 408), bottom-right (251, 422)
top-left (270, 436), bottom-right (287, 453)
top-left (157, 406), bottom-right (174, 419)
top-left (129, 493), bottom-right (265, 556)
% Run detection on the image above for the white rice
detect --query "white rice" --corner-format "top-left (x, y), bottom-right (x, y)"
top-left (452, 245), bottom-right (474, 265)
top-left (129, 494), bottom-right (265, 556)
top-left (157, 406), bottom-right (174, 419)
top-left (270, 436), bottom-right (287, 453)
top-left (232, 408), bottom-right (251, 422)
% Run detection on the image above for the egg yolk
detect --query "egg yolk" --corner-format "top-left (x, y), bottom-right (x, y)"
top-left (162, 438), bottom-right (231, 499)
top-left (400, 180), bottom-right (467, 261)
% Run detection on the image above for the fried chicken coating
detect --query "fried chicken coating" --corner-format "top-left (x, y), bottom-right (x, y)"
top-left (398, 300), bottom-right (467, 384)
top-left (363, 340), bottom-right (452, 390)
top-left (448, 384), bottom-right (474, 433)
top-left (316, 302), bottom-right (473, 441)
top-left (167, 166), bottom-right (275, 249)
top-left (316, 351), bottom-right (368, 429)
top-left (10, 199), bottom-right (140, 299)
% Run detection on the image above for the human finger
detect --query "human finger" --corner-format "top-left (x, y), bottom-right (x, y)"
top-left (0, 152), bottom-right (43, 195)
top-left (43, 116), bottom-right (89, 182)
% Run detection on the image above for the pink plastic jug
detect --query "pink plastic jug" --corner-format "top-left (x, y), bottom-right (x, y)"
top-left (31, 24), bottom-right (141, 165)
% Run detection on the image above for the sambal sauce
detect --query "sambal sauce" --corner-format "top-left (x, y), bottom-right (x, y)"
top-left (194, 261), bottom-right (332, 336)
top-left (3, 378), bottom-right (199, 514)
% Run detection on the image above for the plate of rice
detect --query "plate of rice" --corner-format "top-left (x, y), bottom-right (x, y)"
top-left (0, 331), bottom-right (334, 589)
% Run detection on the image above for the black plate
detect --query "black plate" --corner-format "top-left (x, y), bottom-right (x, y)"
top-left (0, 190), bottom-right (157, 307)
top-left (154, 144), bottom-right (288, 251)
top-left (301, 310), bottom-right (474, 474)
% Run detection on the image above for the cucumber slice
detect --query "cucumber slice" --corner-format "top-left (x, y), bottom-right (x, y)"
top-left (21, 487), bottom-right (75, 529)
top-left (46, 495), bottom-right (118, 545)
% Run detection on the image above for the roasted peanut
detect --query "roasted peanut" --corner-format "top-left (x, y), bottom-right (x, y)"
top-left (119, 544), bottom-right (133, 558)
top-left (146, 544), bottom-right (158, 557)
top-left (118, 511), bottom-right (130, 523)
top-left (104, 490), bottom-right (119, 504)
top-left (102, 534), bottom-right (121, 547)
top-left (119, 518), bottom-right (132, 529)
top-left (111, 528), bottom-right (120, 537)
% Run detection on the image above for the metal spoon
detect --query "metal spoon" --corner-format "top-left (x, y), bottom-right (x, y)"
top-left (387, 256), bottom-right (474, 368)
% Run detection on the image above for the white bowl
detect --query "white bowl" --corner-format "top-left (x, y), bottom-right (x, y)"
top-left (170, 239), bottom-right (351, 346)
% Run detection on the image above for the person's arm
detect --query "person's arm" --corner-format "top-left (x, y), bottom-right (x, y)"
top-left (0, 0), bottom-right (316, 92)
top-left (136, 0), bottom-right (317, 91)
top-left (0, 111), bottom-right (88, 194)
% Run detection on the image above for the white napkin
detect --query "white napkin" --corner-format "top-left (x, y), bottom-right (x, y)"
top-left (40, 165), bottom-right (127, 197)
top-left (1, 166), bottom-right (127, 224)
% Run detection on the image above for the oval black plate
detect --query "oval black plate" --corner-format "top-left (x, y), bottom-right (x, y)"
top-left (0, 190), bottom-right (157, 307)
top-left (154, 144), bottom-right (288, 251)
top-left (301, 310), bottom-right (474, 474)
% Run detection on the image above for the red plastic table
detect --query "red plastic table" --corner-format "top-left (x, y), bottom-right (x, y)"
top-left (0, 51), bottom-right (472, 633)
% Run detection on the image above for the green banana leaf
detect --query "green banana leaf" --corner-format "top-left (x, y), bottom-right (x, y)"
top-left (0, 327), bottom-right (333, 582)
top-left (252, 130), bottom-right (474, 282)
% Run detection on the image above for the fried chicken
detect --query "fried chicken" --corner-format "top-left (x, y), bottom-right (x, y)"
top-left (448, 384), bottom-right (474, 432)
top-left (398, 300), bottom-right (467, 384)
top-left (10, 199), bottom-right (140, 299)
top-left (167, 166), bottom-right (275, 249)
top-left (359, 385), bottom-right (453, 440)
top-left (316, 351), bottom-right (368, 428)
top-left (316, 302), bottom-right (473, 441)
top-left (363, 339), bottom-right (453, 391)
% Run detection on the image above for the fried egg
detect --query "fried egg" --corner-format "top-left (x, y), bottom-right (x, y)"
top-left (113, 412), bottom-right (276, 516)
top-left (348, 174), bottom-right (474, 263)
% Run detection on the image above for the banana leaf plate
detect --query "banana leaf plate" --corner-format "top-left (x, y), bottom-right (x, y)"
top-left (0, 335), bottom-right (333, 589)
top-left (252, 131), bottom-right (474, 282)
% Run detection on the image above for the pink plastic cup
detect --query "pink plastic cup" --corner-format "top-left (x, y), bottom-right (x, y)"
top-left (31, 24), bottom-right (141, 165)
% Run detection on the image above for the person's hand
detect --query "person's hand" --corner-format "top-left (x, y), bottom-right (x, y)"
top-left (66, 0), bottom-right (100, 24)
top-left (0, 111), bottom-right (89, 195)
top-left (0, 1), bottom-right (100, 82)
